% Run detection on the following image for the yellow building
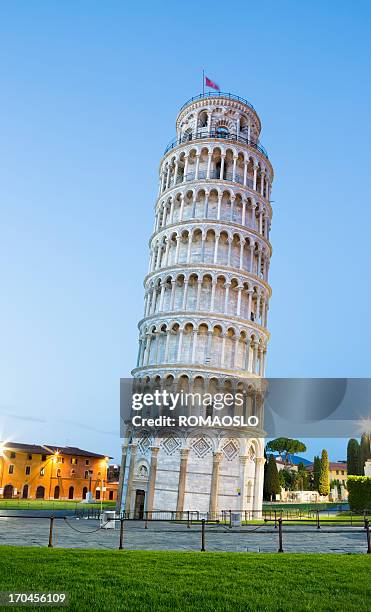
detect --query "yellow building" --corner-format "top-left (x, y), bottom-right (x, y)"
top-left (328, 462), bottom-right (347, 485)
top-left (0, 442), bottom-right (116, 501)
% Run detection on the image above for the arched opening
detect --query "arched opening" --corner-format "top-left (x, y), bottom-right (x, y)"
top-left (216, 126), bottom-right (229, 138)
top-left (3, 484), bottom-right (13, 499)
top-left (54, 485), bottom-right (60, 500)
top-left (198, 110), bottom-right (208, 129)
top-left (36, 486), bottom-right (45, 499)
top-left (82, 487), bottom-right (88, 500)
top-left (22, 484), bottom-right (29, 499)
top-left (134, 490), bottom-right (145, 519)
top-left (68, 486), bottom-right (74, 500)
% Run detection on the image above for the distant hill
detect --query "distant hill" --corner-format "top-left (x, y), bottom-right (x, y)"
top-left (267, 452), bottom-right (312, 466)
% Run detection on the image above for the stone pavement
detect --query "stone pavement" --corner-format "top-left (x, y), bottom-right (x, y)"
top-left (0, 517), bottom-right (368, 553)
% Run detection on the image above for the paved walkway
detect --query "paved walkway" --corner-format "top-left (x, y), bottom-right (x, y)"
top-left (0, 517), bottom-right (368, 553)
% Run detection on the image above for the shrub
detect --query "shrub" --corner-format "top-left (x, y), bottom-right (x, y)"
top-left (347, 476), bottom-right (371, 512)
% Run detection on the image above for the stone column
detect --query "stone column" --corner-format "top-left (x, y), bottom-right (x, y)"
top-left (243, 161), bottom-right (248, 187)
top-left (176, 448), bottom-right (189, 518)
top-left (183, 155), bottom-right (189, 178)
top-left (253, 164), bottom-right (258, 191)
top-left (252, 457), bottom-right (266, 519)
top-left (173, 162), bottom-right (179, 187)
top-left (169, 198), bottom-right (175, 223)
top-left (186, 233), bottom-right (192, 263)
top-left (204, 192), bottom-right (209, 218)
top-left (182, 279), bottom-right (189, 310)
top-left (179, 195), bottom-right (184, 221)
top-left (116, 444), bottom-right (128, 512)
top-left (209, 451), bottom-right (223, 517)
top-left (195, 154), bottom-right (200, 180)
top-left (239, 240), bottom-right (244, 269)
top-left (237, 286), bottom-right (242, 317)
top-left (213, 235), bottom-right (220, 264)
top-left (210, 280), bottom-right (216, 310)
top-left (164, 239), bottom-right (171, 267)
top-left (146, 447), bottom-right (160, 519)
top-left (159, 283), bottom-right (166, 311)
top-left (249, 243), bottom-right (255, 273)
top-left (232, 155), bottom-right (237, 182)
top-left (220, 154), bottom-right (225, 180)
top-left (260, 171), bottom-right (265, 196)
top-left (124, 443), bottom-right (138, 515)
top-left (239, 456), bottom-right (249, 511)
top-left (217, 194), bottom-right (222, 220)
top-left (206, 152), bottom-right (212, 179)
top-left (196, 279), bottom-right (202, 310)
top-left (170, 280), bottom-right (176, 309)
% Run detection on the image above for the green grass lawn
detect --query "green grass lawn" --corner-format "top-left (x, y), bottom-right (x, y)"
top-left (0, 548), bottom-right (369, 611)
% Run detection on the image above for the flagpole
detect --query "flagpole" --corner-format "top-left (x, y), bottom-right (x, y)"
top-left (202, 69), bottom-right (204, 96)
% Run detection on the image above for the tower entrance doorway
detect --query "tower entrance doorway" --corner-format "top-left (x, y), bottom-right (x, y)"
top-left (134, 489), bottom-right (145, 519)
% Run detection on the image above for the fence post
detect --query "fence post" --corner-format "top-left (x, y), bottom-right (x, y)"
top-left (278, 518), bottom-right (283, 553)
top-left (119, 518), bottom-right (125, 550)
top-left (48, 517), bottom-right (54, 548)
top-left (316, 510), bottom-right (320, 530)
top-left (145, 511), bottom-right (148, 530)
top-left (201, 519), bottom-right (206, 552)
top-left (274, 510), bottom-right (277, 529)
top-left (365, 519), bottom-right (371, 554)
top-left (229, 510), bottom-right (232, 529)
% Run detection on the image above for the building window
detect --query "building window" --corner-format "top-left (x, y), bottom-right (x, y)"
top-left (40, 468), bottom-right (45, 476)
top-left (10, 452), bottom-right (16, 459)
top-left (25, 466), bottom-right (31, 476)
top-left (57, 456), bottom-right (64, 464)
top-left (41, 455), bottom-right (47, 462)
top-left (84, 471), bottom-right (89, 479)
top-left (28, 454), bottom-right (32, 460)
top-left (109, 490), bottom-right (114, 501)
top-left (85, 459), bottom-right (90, 466)
top-left (57, 469), bottom-right (61, 477)
top-left (8, 465), bottom-right (14, 475)
top-left (341, 470), bottom-right (345, 475)
top-left (71, 469), bottom-right (75, 476)
top-left (96, 489), bottom-right (101, 500)
top-left (71, 458), bottom-right (77, 465)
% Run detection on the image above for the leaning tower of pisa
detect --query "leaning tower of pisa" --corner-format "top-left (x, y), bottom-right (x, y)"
top-left (119, 92), bottom-right (273, 519)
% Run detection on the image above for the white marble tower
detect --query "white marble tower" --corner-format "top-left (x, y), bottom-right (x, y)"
top-left (119, 92), bottom-right (273, 519)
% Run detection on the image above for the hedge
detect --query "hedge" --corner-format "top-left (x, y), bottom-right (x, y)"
top-left (347, 476), bottom-right (371, 512)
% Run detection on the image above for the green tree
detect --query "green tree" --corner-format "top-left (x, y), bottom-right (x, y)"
top-left (266, 438), bottom-right (307, 465)
top-left (347, 438), bottom-right (360, 475)
top-left (319, 449), bottom-right (330, 496)
top-left (313, 455), bottom-right (321, 490)
top-left (360, 433), bottom-right (371, 474)
top-left (264, 456), bottom-right (281, 501)
top-left (295, 462), bottom-right (309, 491)
top-left (279, 468), bottom-right (294, 491)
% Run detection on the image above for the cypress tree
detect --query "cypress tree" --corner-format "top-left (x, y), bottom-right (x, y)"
top-left (313, 455), bottom-right (321, 489)
top-left (347, 438), bottom-right (360, 475)
top-left (264, 456), bottom-right (281, 501)
top-left (319, 449), bottom-right (330, 496)
top-left (360, 433), bottom-right (371, 474)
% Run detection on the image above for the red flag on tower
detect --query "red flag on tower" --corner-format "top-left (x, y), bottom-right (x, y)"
top-left (205, 76), bottom-right (220, 91)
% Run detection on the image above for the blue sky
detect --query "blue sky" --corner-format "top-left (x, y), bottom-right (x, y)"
top-left (1, 2), bottom-right (370, 462)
